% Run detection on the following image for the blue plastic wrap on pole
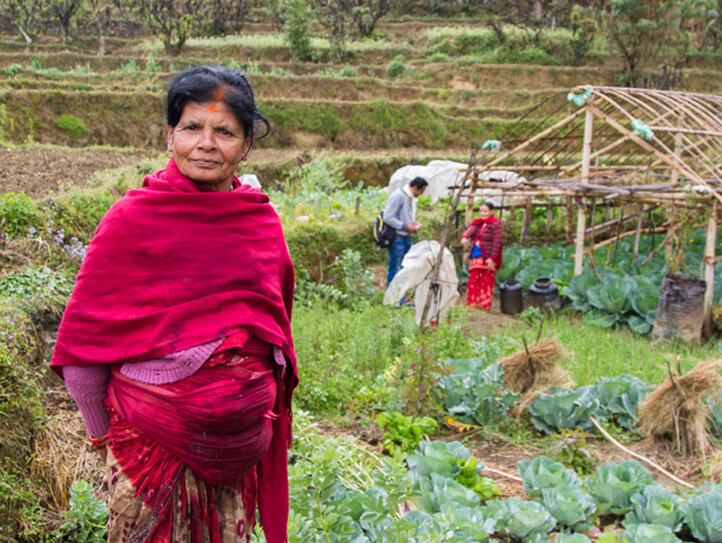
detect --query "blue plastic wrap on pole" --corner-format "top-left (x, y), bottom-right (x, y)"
top-left (631, 119), bottom-right (654, 141)
top-left (566, 85), bottom-right (593, 107)
top-left (481, 139), bottom-right (501, 151)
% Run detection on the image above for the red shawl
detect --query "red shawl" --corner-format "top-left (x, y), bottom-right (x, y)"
top-left (51, 158), bottom-right (296, 379)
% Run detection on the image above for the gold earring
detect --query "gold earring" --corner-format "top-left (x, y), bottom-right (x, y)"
top-left (166, 149), bottom-right (173, 158)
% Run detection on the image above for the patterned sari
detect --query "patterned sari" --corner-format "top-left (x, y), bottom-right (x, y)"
top-left (104, 336), bottom-right (286, 543)
top-left (466, 259), bottom-right (496, 310)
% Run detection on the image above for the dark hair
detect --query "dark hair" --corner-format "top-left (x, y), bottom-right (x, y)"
top-left (409, 176), bottom-right (428, 189)
top-left (166, 65), bottom-right (270, 145)
top-left (481, 201), bottom-right (495, 211)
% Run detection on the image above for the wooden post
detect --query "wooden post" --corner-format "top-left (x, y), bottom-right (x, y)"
top-left (575, 107), bottom-right (594, 276)
top-left (545, 198), bottom-right (554, 245)
top-left (704, 207), bottom-right (717, 337)
top-left (575, 201), bottom-right (587, 275)
top-left (521, 197), bottom-right (532, 246)
top-left (633, 206), bottom-right (644, 262)
top-left (465, 170), bottom-right (478, 226)
top-left (671, 126), bottom-right (683, 185)
top-left (566, 197), bottom-right (573, 244)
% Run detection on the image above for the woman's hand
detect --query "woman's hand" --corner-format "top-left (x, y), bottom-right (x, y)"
top-left (461, 237), bottom-right (469, 249)
top-left (485, 258), bottom-right (496, 271)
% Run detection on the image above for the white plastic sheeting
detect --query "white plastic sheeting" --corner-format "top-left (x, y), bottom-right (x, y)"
top-left (239, 174), bottom-right (261, 188)
top-left (383, 240), bottom-right (459, 327)
top-left (386, 160), bottom-right (525, 206)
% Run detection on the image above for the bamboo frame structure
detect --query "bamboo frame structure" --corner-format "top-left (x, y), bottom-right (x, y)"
top-left (455, 86), bottom-right (722, 331)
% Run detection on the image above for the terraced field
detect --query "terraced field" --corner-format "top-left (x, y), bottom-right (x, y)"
top-left (2, 20), bottom-right (721, 194)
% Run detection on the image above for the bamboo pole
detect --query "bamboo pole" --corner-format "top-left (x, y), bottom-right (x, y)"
top-left (521, 197), bottom-right (532, 246)
top-left (465, 170), bottom-right (478, 226)
top-left (671, 122), bottom-right (683, 185)
top-left (480, 106), bottom-right (589, 170)
top-left (633, 207), bottom-right (644, 262)
top-left (588, 104), bottom-right (722, 204)
top-left (704, 207), bottom-right (717, 337)
top-left (545, 199), bottom-right (554, 246)
top-left (575, 107), bottom-right (594, 276)
top-left (566, 197), bottom-right (573, 244)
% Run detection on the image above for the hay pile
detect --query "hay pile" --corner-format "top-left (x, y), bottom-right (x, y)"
top-left (638, 360), bottom-right (722, 458)
top-left (31, 409), bottom-right (105, 510)
top-left (500, 337), bottom-right (573, 412)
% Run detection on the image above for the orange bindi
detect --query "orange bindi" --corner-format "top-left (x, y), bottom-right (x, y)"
top-left (208, 102), bottom-right (217, 112)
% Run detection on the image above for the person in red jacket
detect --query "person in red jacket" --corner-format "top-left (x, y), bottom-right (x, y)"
top-left (461, 202), bottom-right (503, 310)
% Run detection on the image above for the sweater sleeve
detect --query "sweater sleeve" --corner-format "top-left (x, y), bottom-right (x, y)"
top-left (462, 224), bottom-right (478, 240)
top-left (487, 221), bottom-right (503, 263)
top-left (382, 192), bottom-right (407, 231)
top-left (63, 365), bottom-right (111, 437)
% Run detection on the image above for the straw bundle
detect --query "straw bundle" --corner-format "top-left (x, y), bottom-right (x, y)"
top-left (500, 337), bottom-right (571, 393)
top-left (638, 360), bottom-right (722, 458)
top-left (31, 409), bottom-right (105, 510)
top-left (500, 337), bottom-right (573, 414)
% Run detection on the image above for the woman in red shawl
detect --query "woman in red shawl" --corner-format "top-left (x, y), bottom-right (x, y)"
top-left (51, 66), bottom-right (296, 543)
top-left (461, 202), bottom-right (503, 310)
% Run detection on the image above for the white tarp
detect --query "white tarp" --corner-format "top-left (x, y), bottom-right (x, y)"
top-left (386, 160), bottom-right (525, 206)
top-left (383, 240), bottom-right (459, 327)
top-left (239, 174), bottom-right (261, 188)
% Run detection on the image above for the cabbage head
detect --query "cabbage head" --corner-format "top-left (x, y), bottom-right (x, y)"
top-left (516, 456), bottom-right (583, 499)
top-left (622, 484), bottom-right (683, 531)
top-left (620, 523), bottom-right (682, 543)
top-left (680, 483), bottom-right (722, 543)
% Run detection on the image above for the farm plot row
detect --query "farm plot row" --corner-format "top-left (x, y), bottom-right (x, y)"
top-left (0, 69), bottom-right (558, 110)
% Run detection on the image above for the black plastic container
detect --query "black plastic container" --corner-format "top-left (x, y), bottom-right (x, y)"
top-left (500, 279), bottom-right (524, 315)
top-left (528, 277), bottom-right (560, 311)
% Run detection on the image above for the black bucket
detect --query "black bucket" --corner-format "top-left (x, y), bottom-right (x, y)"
top-left (652, 274), bottom-right (706, 341)
top-left (528, 277), bottom-right (560, 311)
top-left (500, 279), bottom-right (524, 315)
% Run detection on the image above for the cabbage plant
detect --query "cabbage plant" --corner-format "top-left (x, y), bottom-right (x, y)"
top-left (680, 483), bottom-right (722, 543)
top-left (516, 456), bottom-right (583, 499)
top-left (540, 484), bottom-right (596, 532)
top-left (484, 497), bottom-right (556, 539)
top-left (622, 484), bottom-right (683, 531)
top-left (585, 460), bottom-right (654, 515)
top-left (528, 386), bottom-right (600, 434)
top-left (620, 523), bottom-right (682, 543)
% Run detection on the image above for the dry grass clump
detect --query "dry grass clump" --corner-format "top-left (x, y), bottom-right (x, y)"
top-left (638, 360), bottom-right (722, 458)
top-left (31, 409), bottom-right (105, 511)
top-left (500, 337), bottom-right (573, 413)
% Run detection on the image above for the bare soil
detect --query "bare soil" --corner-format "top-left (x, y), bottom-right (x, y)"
top-left (0, 146), bottom-right (154, 198)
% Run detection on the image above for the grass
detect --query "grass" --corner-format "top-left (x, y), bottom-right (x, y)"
top-left (540, 312), bottom-right (715, 386)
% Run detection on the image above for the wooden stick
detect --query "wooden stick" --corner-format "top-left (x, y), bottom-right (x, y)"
top-left (589, 416), bottom-right (694, 489)
top-left (480, 467), bottom-right (523, 483)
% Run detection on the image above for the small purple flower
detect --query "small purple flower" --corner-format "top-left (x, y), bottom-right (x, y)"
top-left (28, 227), bottom-right (37, 235)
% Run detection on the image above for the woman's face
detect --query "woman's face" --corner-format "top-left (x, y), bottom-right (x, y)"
top-left (167, 100), bottom-right (249, 191)
top-left (479, 204), bottom-right (493, 220)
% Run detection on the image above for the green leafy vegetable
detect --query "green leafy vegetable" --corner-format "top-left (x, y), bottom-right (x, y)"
top-left (484, 497), bottom-right (556, 539)
top-left (376, 411), bottom-right (437, 457)
top-left (622, 483), bottom-right (683, 531)
top-left (586, 461), bottom-right (654, 515)
top-left (620, 523), bottom-right (682, 543)
top-left (516, 456), bottom-right (583, 499)
top-left (540, 484), bottom-right (596, 532)
top-left (680, 483), bottom-right (722, 543)
top-left (528, 386), bottom-right (600, 434)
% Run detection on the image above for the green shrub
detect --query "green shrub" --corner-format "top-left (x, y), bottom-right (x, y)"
top-left (55, 114), bottom-right (88, 139)
top-left (386, 56), bottom-right (406, 78)
top-left (0, 191), bottom-right (39, 235)
top-left (339, 66), bottom-right (359, 77)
